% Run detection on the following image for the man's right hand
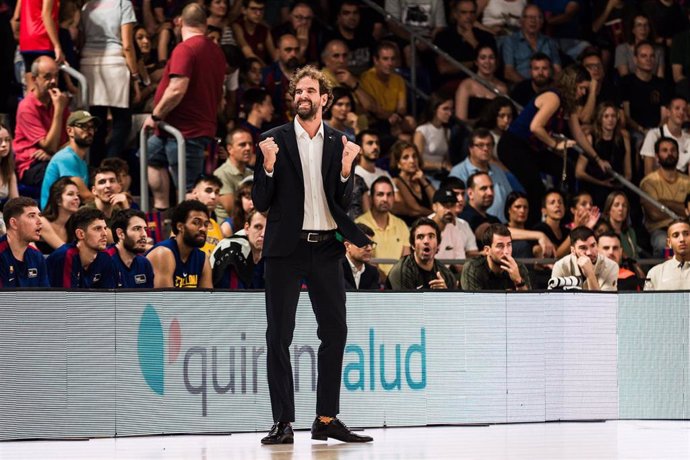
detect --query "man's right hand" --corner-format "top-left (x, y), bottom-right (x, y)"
top-left (48, 88), bottom-right (68, 110)
top-left (429, 271), bottom-right (447, 289)
top-left (54, 46), bottom-right (65, 66)
top-left (259, 137), bottom-right (279, 173)
top-left (576, 255), bottom-right (595, 278)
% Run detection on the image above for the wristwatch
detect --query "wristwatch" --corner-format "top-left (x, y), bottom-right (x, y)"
top-left (151, 114), bottom-right (162, 122)
top-left (514, 279), bottom-right (526, 288)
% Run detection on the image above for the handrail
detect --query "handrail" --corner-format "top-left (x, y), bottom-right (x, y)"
top-left (372, 258), bottom-right (666, 266)
top-left (361, 0), bottom-right (674, 220)
top-left (608, 169), bottom-right (680, 220)
top-left (555, 136), bottom-right (681, 221)
top-left (139, 121), bottom-right (187, 212)
top-left (59, 64), bottom-right (88, 110)
top-left (359, 0), bottom-right (521, 110)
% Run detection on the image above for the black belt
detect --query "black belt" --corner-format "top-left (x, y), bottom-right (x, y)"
top-left (299, 230), bottom-right (336, 243)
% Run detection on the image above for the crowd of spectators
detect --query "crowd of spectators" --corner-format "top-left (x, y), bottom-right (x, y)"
top-left (3, 0), bottom-right (690, 291)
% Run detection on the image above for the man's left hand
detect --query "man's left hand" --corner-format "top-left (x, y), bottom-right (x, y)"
top-left (341, 135), bottom-right (360, 178)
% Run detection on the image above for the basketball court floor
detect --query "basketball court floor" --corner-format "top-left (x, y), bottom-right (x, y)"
top-left (1, 420), bottom-right (689, 459)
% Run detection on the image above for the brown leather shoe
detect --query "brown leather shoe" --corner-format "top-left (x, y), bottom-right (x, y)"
top-left (311, 417), bottom-right (373, 442)
top-left (261, 422), bottom-right (294, 445)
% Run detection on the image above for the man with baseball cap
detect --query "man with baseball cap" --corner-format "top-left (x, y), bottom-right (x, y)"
top-left (430, 188), bottom-right (467, 273)
top-left (40, 110), bottom-right (101, 208)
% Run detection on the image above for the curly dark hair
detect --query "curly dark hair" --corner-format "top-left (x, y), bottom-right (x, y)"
top-left (287, 65), bottom-right (334, 113)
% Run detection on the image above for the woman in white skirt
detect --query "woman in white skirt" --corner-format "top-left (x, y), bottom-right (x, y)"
top-left (80, 0), bottom-right (139, 166)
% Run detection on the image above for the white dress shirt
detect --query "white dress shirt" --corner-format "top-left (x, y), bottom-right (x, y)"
top-left (644, 257), bottom-right (690, 290)
top-left (346, 254), bottom-right (365, 288)
top-left (551, 253), bottom-right (619, 291)
top-left (294, 118), bottom-right (337, 231)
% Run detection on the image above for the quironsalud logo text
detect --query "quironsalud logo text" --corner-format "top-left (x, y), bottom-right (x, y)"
top-left (137, 305), bottom-right (182, 395)
top-left (137, 305), bottom-right (427, 416)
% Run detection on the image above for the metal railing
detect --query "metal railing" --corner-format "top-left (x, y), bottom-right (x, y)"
top-left (359, 0), bottom-right (520, 114)
top-left (373, 258), bottom-right (665, 266)
top-left (139, 122), bottom-right (186, 212)
top-left (362, 0), bottom-right (676, 221)
top-left (59, 64), bottom-right (88, 110)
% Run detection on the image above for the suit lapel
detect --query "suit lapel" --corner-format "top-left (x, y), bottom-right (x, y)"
top-left (322, 125), bottom-right (335, 181)
top-left (282, 124), bottom-right (304, 184)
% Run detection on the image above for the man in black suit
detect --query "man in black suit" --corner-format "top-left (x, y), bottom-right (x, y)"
top-left (342, 223), bottom-right (380, 290)
top-left (253, 65), bottom-right (373, 445)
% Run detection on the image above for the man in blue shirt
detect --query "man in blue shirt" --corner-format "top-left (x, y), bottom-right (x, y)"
top-left (0, 197), bottom-right (49, 287)
top-left (47, 207), bottom-right (116, 288)
top-left (40, 110), bottom-right (99, 209)
top-left (107, 209), bottom-right (154, 288)
top-left (502, 4), bottom-right (562, 83)
top-left (450, 128), bottom-right (515, 222)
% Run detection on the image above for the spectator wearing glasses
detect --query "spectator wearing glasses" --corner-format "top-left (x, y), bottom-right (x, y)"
top-left (450, 128), bottom-right (514, 222)
top-left (271, 2), bottom-right (321, 64)
top-left (502, 4), bottom-right (562, 83)
top-left (13, 56), bottom-right (70, 189)
top-left (342, 223), bottom-right (379, 290)
top-left (40, 111), bottom-right (100, 209)
top-left (232, 0), bottom-right (275, 66)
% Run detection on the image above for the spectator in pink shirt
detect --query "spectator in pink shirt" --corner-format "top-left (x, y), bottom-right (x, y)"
top-left (13, 56), bottom-right (69, 190)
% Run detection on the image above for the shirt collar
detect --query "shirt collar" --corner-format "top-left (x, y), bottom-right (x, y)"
top-left (294, 116), bottom-right (324, 141)
top-left (346, 254), bottom-right (364, 275)
top-left (673, 256), bottom-right (690, 269)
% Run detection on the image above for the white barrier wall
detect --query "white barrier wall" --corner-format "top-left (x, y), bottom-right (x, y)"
top-left (0, 291), bottom-right (680, 441)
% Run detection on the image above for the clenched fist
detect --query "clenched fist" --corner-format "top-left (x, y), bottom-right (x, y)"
top-left (341, 135), bottom-right (360, 178)
top-left (259, 137), bottom-right (279, 173)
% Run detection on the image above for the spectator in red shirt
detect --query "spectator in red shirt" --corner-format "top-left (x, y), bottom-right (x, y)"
top-left (143, 3), bottom-right (226, 211)
top-left (12, 56), bottom-right (69, 190)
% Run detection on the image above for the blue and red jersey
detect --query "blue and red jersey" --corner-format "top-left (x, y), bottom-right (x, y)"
top-left (0, 235), bottom-right (49, 288)
top-left (46, 242), bottom-right (117, 288)
top-left (106, 246), bottom-right (154, 288)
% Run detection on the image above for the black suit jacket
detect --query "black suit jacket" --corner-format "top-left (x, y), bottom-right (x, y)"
top-left (252, 121), bottom-right (369, 257)
top-left (341, 258), bottom-right (379, 290)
